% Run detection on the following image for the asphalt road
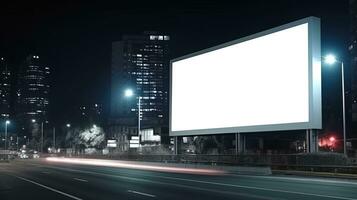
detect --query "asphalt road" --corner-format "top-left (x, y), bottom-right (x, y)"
top-left (1, 159), bottom-right (357, 200)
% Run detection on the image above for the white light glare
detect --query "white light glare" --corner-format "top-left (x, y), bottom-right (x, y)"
top-left (5, 120), bottom-right (10, 125)
top-left (124, 89), bottom-right (134, 97)
top-left (324, 54), bottom-right (337, 65)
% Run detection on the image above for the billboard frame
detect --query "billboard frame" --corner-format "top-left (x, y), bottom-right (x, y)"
top-left (170, 17), bottom-right (321, 136)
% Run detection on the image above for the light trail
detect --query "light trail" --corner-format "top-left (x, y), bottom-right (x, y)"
top-left (45, 157), bottom-right (226, 175)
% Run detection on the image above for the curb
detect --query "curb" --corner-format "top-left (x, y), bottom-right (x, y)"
top-left (273, 170), bottom-right (357, 180)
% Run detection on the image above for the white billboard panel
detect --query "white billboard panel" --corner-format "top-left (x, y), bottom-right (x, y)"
top-left (170, 17), bottom-right (321, 136)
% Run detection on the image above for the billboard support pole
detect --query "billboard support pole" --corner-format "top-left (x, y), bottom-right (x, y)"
top-left (174, 136), bottom-right (178, 155)
top-left (243, 135), bottom-right (246, 153)
top-left (311, 129), bottom-right (317, 153)
top-left (235, 133), bottom-right (242, 154)
top-left (306, 130), bottom-right (310, 153)
top-left (306, 129), bottom-right (318, 153)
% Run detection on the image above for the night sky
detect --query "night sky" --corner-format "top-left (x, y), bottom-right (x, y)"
top-left (0, 0), bottom-right (350, 130)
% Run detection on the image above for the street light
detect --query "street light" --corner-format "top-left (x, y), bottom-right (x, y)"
top-left (66, 123), bottom-right (71, 128)
top-left (124, 89), bottom-right (141, 136)
top-left (323, 54), bottom-right (346, 156)
top-left (4, 120), bottom-right (10, 150)
top-left (31, 119), bottom-right (46, 153)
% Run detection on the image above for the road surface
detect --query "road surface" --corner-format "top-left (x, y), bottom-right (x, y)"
top-left (1, 158), bottom-right (357, 200)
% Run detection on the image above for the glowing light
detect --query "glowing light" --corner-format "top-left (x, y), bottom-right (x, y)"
top-left (46, 157), bottom-right (225, 176)
top-left (66, 123), bottom-right (71, 128)
top-left (171, 22), bottom-right (317, 133)
top-left (5, 120), bottom-right (10, 125)
top-left (329, 136), bottom-right (336, 142)
top-left (324, 54), bottom-right (337, 65)
top-left (124, 89), bottom-right (134, 97)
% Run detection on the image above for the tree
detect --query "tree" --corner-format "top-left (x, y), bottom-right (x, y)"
top-left (78, 126), bottom-right (105, 148)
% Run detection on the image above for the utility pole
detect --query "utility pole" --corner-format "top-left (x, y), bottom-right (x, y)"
top-left (53, 127), bottom-right (56, 149)
top-left (41, 122), bottom-right (44, 153)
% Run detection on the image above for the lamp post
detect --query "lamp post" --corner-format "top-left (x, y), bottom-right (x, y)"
top-left (4, 120), bottom-right (10, 150)
top-left (41, 122), bottom-right (44, 153)
top-left (31, 119), bottom-right (44, 152)
top-left (324, 54), bottom-right (346, 156)
top-left (53, 127), bottom-right (56, 150)
top-left (65, 123), bottom-right (71, 149)
top-left (124, 89), bottom-right (141, 136)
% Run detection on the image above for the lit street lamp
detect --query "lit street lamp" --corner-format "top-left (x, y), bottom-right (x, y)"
top-left (324, 54), bottom-right (346, 156)
top-left (124, 89), bottom-right (141, 136)
top-left (31, 119), bottom-right (46, 153)
top-left (66, 123), bottom-right (71, 128)
top-left (4, 120), bottom-right (10, 150)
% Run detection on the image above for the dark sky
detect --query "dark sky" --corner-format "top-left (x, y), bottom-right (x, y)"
top-left (0, 0), bottom-right (351, 127)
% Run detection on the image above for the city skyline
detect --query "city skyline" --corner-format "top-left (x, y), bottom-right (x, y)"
top-left (0, 1), bottom-right (350, 141)
top-left (1, 3), bottom-right (357, 200)
top-left (0, 1), bottom-right (351, 132)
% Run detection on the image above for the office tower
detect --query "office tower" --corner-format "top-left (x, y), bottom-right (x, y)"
top-left (0, 57), bottom-right (11, 119)
top-left (16, 55), bottom-right (50, 138)
top-left (110, 32), bottom-right (170, 145)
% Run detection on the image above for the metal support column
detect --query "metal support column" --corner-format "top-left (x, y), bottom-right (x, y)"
top-left (306, 129), bottom-right (310, 153)
top-left (306, 129), bottom-right (318, 153)
top-left (235, 133), bottom-right (242, 154)
top-left (174, 137), bottom-right (178, 155)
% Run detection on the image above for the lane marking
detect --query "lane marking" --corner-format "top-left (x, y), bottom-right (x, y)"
top-left (42, 171), bottom-right (51, 174)
top-left (73, 178), bottom-right (88, 182)
top-left (28, 164), bottom-right (357, 200)
top-left (128, 190), bottom-right (156, 198)
top-left (14, 175), bottom-right (83, 200)
top-left (148, 175), bottom-right (357, 200)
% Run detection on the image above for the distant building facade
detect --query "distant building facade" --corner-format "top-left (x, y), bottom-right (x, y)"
top-left (77, 103), bottom-right (104, 126)
top-left (0, 57), bottom-right (11, 119)
top-left (15, 55), bottom-right (50, 138)
top-left (110, 32), bottom-right (170, 146)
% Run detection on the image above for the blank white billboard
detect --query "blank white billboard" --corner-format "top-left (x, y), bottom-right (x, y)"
top-left (170, 17), bottom-right (321, 136)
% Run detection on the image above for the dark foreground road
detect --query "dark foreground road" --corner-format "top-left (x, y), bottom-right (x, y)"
top-left (1, 159), bottom-right (357, 200)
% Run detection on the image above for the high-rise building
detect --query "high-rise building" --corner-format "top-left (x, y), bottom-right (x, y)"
top-left (15, 55), bottom-right (50, 138)
top-left (0, 57), bottom-right (11, 119)
top-left (350, 0), bottom-right (357, 137)
top-left (110, 32), bottom-right (170, 145)
top-left (78, 103), bottom-right (103, 126)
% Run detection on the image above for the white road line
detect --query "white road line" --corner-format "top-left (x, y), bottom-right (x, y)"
top-left (73, 178), bottom-right (88, 182)
top-left (149, 175), bottom-right (357, 200)
top-left (128, 190), bottom-right (156, 198)
top-left (42, 171), bottom-right (51, 174)
top-left (30, 164), bottom-right (357, 200)
top-left (14, 175), bottom-right (83, 200)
